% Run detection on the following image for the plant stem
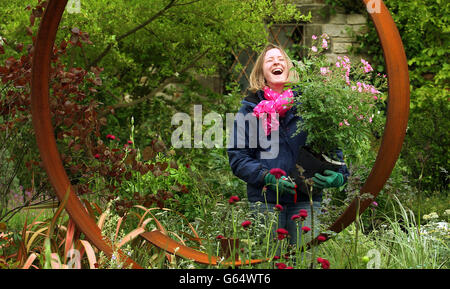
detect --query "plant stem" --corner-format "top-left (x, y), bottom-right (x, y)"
top-left (309, 184), bottom-right (315, 269)
top-left (354, 196), bottom-right (360, 266)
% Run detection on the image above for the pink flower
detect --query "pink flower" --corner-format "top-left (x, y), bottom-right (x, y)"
top-left (322, 38), bottom-right (328, 49)
top-left (241, 220), bottom-right (252, 229)
top-left (228, 195), bottom-right (240, 204)
top-left (269, 168), bottom-right (286, 179)
top-left (127, 140), bottom-right (133, 144)
top-left (274, 204), bottom-right (283, 211)
top-left (343, 119), bottom-right (350, 126)
top-left (339, 122), bottom-right (343, 127)
top-left (312, 35), bottom-right (317, 40)
top-left (320, 67), bottom-right (329, 75)
top-left (311, 46), bottom-right (318, 52)
top-left (302, 226), bottom-right (311, 233)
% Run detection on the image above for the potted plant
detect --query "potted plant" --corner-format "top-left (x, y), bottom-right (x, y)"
top-left (289, 33), bottom-right (387, 167)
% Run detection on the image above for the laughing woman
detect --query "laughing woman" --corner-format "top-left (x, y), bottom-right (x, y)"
top-left (227, 44), bottom-right (349, 245)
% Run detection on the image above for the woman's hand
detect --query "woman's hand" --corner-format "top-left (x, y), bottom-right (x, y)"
top-left (312, 170), bottom-right (344, 189)
top-left (264, 173), bottom-right (296, 195)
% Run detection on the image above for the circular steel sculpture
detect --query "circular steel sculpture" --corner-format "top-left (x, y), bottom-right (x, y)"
top-left (31, 0), bottom-right (409, 267)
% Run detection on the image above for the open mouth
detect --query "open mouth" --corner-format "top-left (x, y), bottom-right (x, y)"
top-left (272, 68), bottom-right (283, 75)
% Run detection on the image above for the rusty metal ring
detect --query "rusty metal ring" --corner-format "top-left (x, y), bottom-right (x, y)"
top-left (31, 0), bottom-right (409, 266)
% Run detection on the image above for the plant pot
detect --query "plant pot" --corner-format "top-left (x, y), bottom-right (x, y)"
top-left (288, 146), bottom-right (342, 195)
top-left (219, 238), bottom-right (240, 261)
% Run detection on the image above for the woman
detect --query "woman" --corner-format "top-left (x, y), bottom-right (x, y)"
top-left (227, 44), bottom-right (349, 245)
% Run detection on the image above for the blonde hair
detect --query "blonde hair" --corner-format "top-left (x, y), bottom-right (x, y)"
top-left (248, 43), bottom-right (299, 93)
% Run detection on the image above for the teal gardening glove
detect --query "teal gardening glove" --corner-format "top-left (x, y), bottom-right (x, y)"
top-left (312, 170), bottom-right (344, 189)
top-left (264, 173), bottom-right (296, 195)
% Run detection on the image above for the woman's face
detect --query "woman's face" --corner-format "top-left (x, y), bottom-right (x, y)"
top-left (263, 48), bottom-right (289, 91)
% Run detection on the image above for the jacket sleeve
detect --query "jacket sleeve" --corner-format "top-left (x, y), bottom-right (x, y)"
top-left (227, 107), bottom-right (269, 187)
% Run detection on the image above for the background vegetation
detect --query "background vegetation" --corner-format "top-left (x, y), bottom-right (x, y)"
top-left (0, 0), bottom-right (448, 269)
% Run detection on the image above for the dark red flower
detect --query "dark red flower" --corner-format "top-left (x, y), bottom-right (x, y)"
top-left (216, 235), bottom-right (224, 240)
top-left (274, 204), bottom-right (283, 211)
top-left (106, 134), bottom-right (116, 140)
top-left (317, 235), bottom-right (327, 242)
top-left (228, 195), bottom-right (240, 204)
top-left (275, 262), bottom-right (287, 269)
top-left (241, 220), bottom-right (252, 229)
top-left (302, 226), bottom-right (311, 233)
top-left (94, 153), bottom-right (100, 159)
top-left (276, 228), bottom-right (289, 240)
top-left (127, 140), bottom-right (133, 144)
top-left (291, 214), bottom-right (301, 221)
top-left (298, 209), bottom-right (308, 219)
top-left (269, 168), bottom-right (286, 179)
top-left (317, 257), bottom-right (330, 269)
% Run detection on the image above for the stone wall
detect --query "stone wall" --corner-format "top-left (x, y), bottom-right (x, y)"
top-left (294, 0), bottom-right (369, 64)
top-left (197, 0), bottom-right (370, 93)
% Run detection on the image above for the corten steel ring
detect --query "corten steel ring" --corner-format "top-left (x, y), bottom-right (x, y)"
top-left (31, 0), bottom-right (409, 266)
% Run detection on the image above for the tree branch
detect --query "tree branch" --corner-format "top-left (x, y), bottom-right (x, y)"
top-left (103, 49), bottom-right (210, 112)
top-left (88, 0), bottom-right (177, 67)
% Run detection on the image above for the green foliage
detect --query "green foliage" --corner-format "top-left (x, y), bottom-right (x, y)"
top-left (344, 0), bottom-right (450, 191)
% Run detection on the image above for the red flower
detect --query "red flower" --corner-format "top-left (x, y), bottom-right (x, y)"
top-left (274, 204), bottom-right (283, 211)
top-left (302, 226), bottom-right (311, 233)
top-left (216, 235), bottom-right (224, 240)
top-left (291, 214), bottom-right (301, 221)
top-left (241, 220), bottom-right (252, 229)
top-left (275, 262), bottom-right (287, 269)
top-left (106, 134), bottom-right (116, 140)
top-left (276, 228), bottom-right (289, 240)
top-left (228, 195), bottom-right (240, 204)
top-left (317, 257), bottom-right (330, 269)
top-left (269, 168), bottom-right (286, 179)
top-left (273, 255), bottom-right (280, 260)
top-left (299, 209), bottom-right (308, 219)
top-left (94, 153), bottom-right (100, 159)
top-left (317, 235), bottom-right (327, 242)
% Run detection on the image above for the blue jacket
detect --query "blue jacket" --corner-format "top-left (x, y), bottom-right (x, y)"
top-left (227, 89), bottom-right (349, 204)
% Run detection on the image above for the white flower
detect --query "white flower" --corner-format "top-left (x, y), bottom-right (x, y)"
top-left (423, 212), bottom-right (439, 220)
